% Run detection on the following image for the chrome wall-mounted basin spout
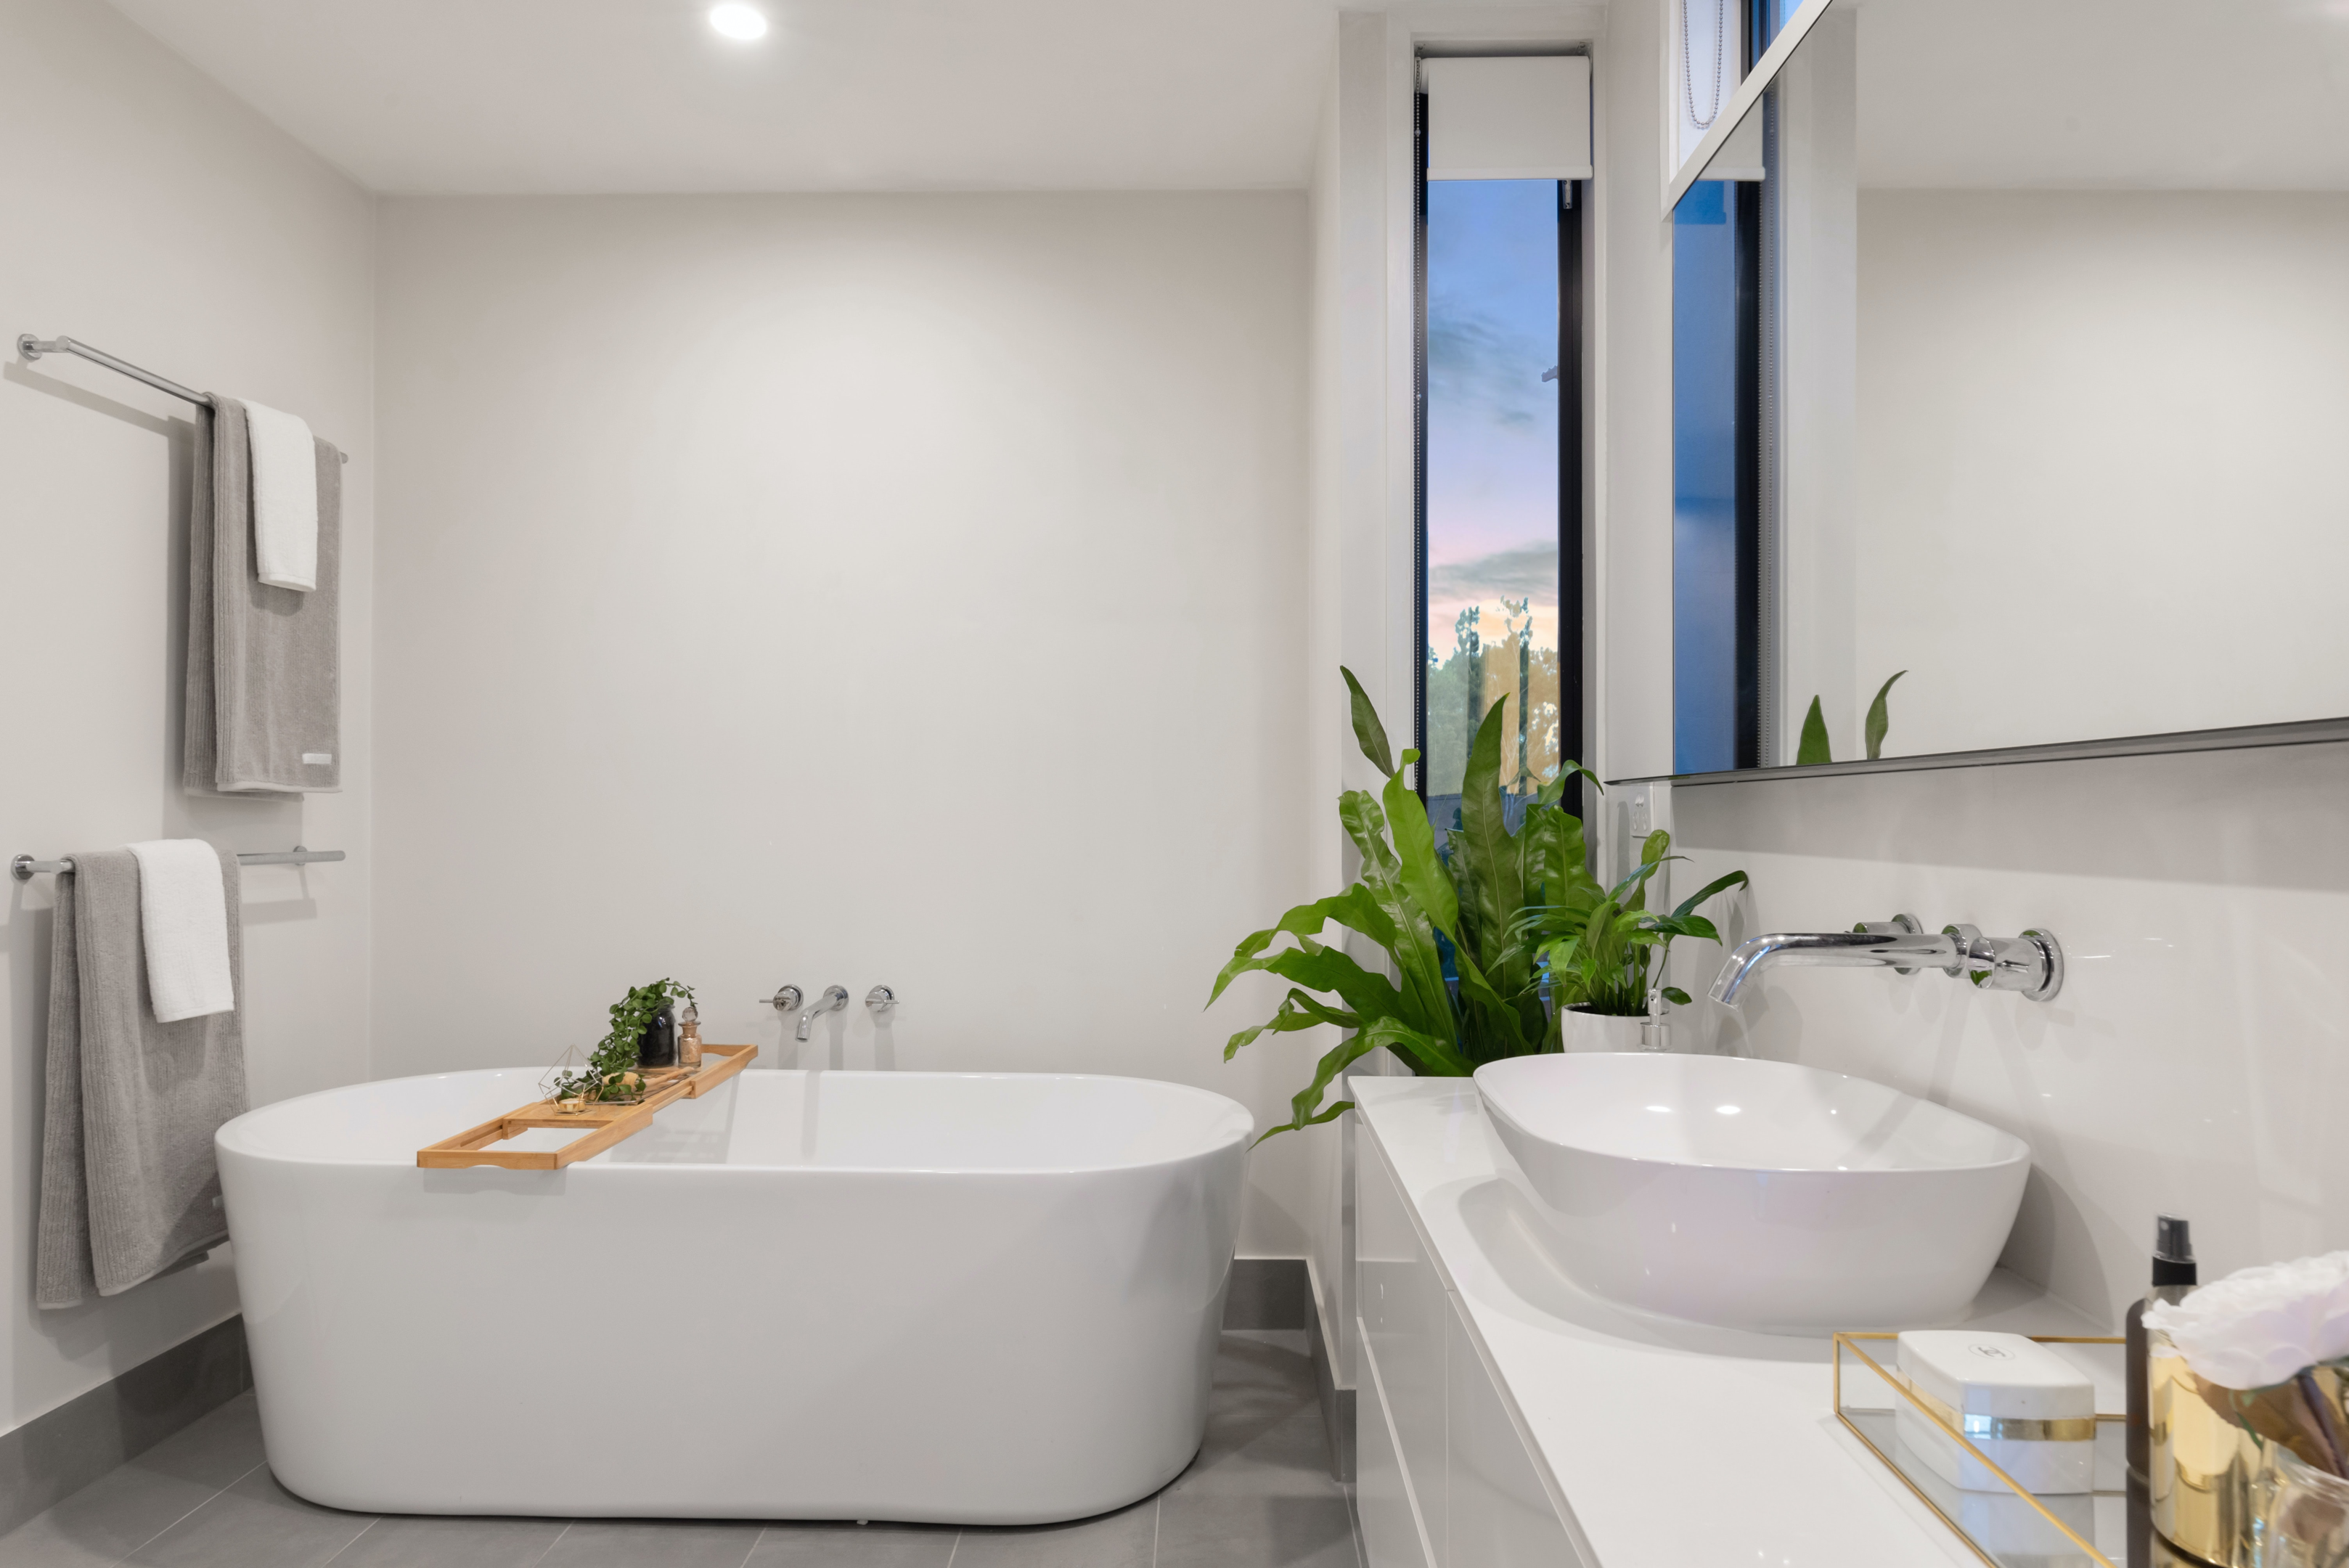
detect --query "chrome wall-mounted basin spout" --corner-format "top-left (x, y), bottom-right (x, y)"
top-left (1709, 915), bottom-right (2063, 1006)
top-left (796, 984), bottom-right (849, 1041)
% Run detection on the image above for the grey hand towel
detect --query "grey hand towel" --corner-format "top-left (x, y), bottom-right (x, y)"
top-left (182, 396), bottom-right (341, 796)
top-left (36, 848), bottom-right (248, 1308)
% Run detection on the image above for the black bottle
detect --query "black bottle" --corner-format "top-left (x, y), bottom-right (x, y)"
top-left (636, 1005), bottom-right (678, 1069)
top-left (2127, 1215), bottom-right (2197, 1568)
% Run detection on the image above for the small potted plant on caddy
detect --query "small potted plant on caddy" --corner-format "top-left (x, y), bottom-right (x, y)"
top-left (1207, 669), bottom-right (1749, 1139)
top-left (544, 977), bottom-right (698, 1111)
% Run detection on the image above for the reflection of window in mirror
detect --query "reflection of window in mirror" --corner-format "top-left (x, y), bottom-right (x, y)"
top-left (1672, 173), bottom-right (1765, 775)
top-left (1415, 57), bottom-right (1590, 836)
top-left (1673, 0), bottom-right (1792, 179)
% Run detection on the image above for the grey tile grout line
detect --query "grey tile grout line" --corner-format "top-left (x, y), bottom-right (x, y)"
top-left (1150, 1492), bottom-right (1162, 1567)
top-left (942, 1526), bottom-right (962, 1564)
top-left (315, 1514), bottom-right (381, 1564)
top-left (524, 1519), bottom-right (576, 1566)
top-left (731, 1524), bottom-right (764, 1568)
top-left (102, 1456), bottom-right (274, 1567)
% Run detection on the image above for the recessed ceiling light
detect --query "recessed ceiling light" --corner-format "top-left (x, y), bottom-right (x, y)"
top-left (708, 4), bottom-right (768, 41)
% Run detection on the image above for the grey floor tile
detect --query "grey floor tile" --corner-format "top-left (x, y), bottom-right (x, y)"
top-left (0, 1459), bottom-right (224, 1567)
top-left (538, 1520), bottom-right (761, 1568)
top-left (131, 1395), bottom-right (266, 1493)
top-left (0, 1508), bottom-right (147, 1568)
top-left (740, 1521), bottom-right (955, 1566)
top-left (950, 1498), bottom-right (1153, 1568)
top-left (124, 1466), bottom-right (376, 1568)
top-left (1170, 1408), bottom-right (1344, 1499)
top-left (1153, 1491), bottom-right (1359, 1568)
top-left (322, 1514), bottom-right (571, 1568)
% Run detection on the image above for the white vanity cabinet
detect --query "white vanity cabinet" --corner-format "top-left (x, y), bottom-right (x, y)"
top-left (1356, 1128), bottom-right (1585, 1568)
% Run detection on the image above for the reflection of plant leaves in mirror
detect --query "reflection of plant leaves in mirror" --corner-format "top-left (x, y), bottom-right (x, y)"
top-left (1865, 671), bottom-right (1906, 761)
top-left (1797, 698), bottom-right (1832, 766)
top-left (1798, 674), bottom-right (1903, 765)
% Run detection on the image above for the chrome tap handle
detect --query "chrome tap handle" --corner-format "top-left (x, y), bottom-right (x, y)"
top-left (865, 985), bottom-right (896, 1014)
top-left (1942, 926), bottom-right (2064, 1002)
top-left (1852, 914), bottom-right (1928, 975)
top-left (762, 985), bottom-right (804, 1014)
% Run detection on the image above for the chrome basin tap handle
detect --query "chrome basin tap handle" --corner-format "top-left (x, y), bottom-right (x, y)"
top-left (761, 985), bottom-right (804, 1016)
top-left (796, 984), bottom-right (849, 1042)
top-left (865, 985), bottom-right (896, 1014)
top-left (1943, 926), bottom-right (2065, 1002)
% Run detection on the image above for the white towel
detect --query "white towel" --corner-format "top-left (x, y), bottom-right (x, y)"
top-left (243, 401), bottom-right (319, 592)
top-left (123, 841), bottom-right (235, 1023)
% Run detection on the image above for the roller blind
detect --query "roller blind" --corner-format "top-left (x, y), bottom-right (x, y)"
top-left (1423, 55), bottom-right (1593, 181)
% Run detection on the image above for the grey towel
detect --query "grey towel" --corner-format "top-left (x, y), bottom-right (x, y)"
top-left (182, 396), bottom-right (342, 796)
top-left (36, 849), bottom-right (248, 1307)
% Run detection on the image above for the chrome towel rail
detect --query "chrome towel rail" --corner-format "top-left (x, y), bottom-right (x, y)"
top-left (17, 334), bottom-right (348, 462)
top-left (12, 846), bottom-right (346, 881)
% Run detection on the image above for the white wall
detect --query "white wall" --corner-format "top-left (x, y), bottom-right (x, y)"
top-left (1667, 741), bottom-right (2349, 1329)
top-left (0, 0), bottom-right (375, 1432)
top-left (1854, 189), bottom-right (2349, 756)
top-left (371, 192), bottom-right (1315, 1254)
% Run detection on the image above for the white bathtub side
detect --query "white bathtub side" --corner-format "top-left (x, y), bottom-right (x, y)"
top-left (218, 1072), bottom-right (1249, 1523)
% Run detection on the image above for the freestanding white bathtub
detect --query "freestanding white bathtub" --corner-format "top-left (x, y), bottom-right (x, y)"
top-left (215, 1066), bottom-right (1252, 1524)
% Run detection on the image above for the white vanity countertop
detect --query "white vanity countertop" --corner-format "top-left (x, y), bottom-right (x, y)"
top-left (1348, 1074), bottom-right (2113, 1568)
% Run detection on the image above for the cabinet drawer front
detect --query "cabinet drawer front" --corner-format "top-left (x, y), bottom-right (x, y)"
top-left (1360, 1134), bottom-right (1449, 1564)
top-left (1447, 1293), bottom-right (1585, 1567)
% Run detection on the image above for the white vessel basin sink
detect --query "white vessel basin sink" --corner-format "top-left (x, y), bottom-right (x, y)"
top-left (1474, 1053), bottom-right (2031, 1334)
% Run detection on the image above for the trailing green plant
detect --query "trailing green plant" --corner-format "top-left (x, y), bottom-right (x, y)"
top-left (547, 977), bottom-right (696, 1103)
top-left (1209, 669), bottom-right (1748, 1140)
top-left (1798, 671), bottom-right (1908, 765)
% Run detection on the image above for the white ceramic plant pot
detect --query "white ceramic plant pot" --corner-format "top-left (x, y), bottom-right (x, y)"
top-left (1557, 1006), bottom-right (1660, 1053)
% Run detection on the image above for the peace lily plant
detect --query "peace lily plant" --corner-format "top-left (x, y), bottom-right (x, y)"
top-left (1211, 669), bottom-right (1749, 1140)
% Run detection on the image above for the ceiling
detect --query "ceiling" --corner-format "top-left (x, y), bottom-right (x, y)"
top-left (106, 0), bottom-right (1343, 194)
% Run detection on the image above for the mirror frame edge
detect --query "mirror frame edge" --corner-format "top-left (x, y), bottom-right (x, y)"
top-left (1612, 714), bottom-right (2349, 788)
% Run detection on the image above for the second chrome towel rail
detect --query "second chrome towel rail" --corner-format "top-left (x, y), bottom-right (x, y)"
top-left (12, 846), bottom-right (347, 881)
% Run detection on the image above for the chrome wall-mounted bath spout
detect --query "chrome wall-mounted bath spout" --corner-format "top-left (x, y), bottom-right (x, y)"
top-left (1709, 915), bottom-right (2063, 1006)
top-left (796, 984), bottom-right (850, 1041)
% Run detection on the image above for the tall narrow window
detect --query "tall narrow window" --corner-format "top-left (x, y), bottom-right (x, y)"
top-left (1415, 56), bottom-right (1588, 833)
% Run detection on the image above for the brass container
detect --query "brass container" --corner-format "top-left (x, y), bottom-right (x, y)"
top-left (2152, 1344), bottom-right (2349, 1566)
top-left (2150, 1340), bottom-right (2263, 1565)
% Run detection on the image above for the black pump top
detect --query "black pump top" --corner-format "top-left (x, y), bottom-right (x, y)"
top-left (2152, 1214), bottom-right (2197, 1287)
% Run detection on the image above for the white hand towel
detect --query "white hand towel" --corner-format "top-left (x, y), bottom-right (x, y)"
top-left (123, 841), bottom-right (235, 1023)
top-left (243, 401), bottom-right (319, 592)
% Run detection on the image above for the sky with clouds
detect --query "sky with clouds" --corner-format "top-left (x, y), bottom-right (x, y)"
top-left (1424, 179), bottom-right (1562, 661)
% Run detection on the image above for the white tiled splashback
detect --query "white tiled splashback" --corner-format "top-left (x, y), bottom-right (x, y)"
top-left (1656, 740), bottom-right (2349, 1331)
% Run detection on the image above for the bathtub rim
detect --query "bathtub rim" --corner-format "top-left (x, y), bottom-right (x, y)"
top-left (216, 1066), bottom-right (1259, 1176)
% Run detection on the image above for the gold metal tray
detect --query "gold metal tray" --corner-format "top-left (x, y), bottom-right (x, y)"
top-left (1835, 1331), bottom-right (2129, 1568)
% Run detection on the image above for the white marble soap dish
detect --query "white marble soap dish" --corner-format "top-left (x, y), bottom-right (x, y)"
top-left (1834, 1331), bottom-right (2125, 1568)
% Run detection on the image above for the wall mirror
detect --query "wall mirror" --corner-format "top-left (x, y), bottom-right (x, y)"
top-left (1667, 0), bottom-right (2349, 777)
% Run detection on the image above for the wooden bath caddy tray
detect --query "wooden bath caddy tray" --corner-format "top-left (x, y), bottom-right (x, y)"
top-left (417, 1043), bottom-right (758, 1170)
